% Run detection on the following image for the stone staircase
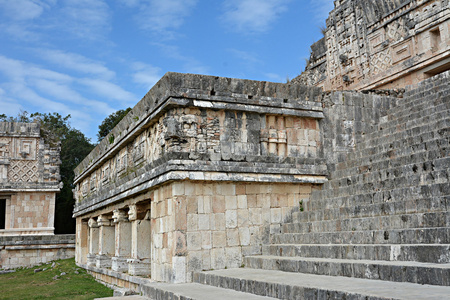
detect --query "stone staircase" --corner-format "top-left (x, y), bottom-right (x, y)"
top-left (140, 76), bottom-right (449, 299)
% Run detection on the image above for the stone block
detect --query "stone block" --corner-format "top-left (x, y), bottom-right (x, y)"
top-left (212, 196), bottom-right (225, 213)
top-left (211, 248), bottom-right (225, 269)
top-left (237, 195), bottom-right (247, 208)
top-left (226, 228), bottom-right (240, 246)
top-left (198, 214), bottom-right (210, 230)
top-left (187, 232), bottom-right (202, 251)
top-left (225, 210), bottom-right (238, 228)
top-left (225, 196), bottom-right (237, 210)
top-left (211, 213), bottom-right (225, 230)
top-left (212, 231), bottom-right (226, 248)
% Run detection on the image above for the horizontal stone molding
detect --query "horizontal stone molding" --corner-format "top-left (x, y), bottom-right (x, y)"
top-left (0, 234), bottom-right (75, 246)
top-left (73, 169), bottom-right (327, 217)
top-left (79, 263), bottom-right (153, 286)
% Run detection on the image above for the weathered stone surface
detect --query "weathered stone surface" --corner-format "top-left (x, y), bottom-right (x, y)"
top-left (294, 0), bottom-right (450, 91)
top-left (0, 122), bottom-right (69, 269)
top-left (73, 61), bottom-right (449, 299)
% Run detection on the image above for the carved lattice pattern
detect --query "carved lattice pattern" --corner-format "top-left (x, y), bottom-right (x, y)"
top-left (370, 49), bottom-right (392, 74)
top-left (8, 160), bottom-right (39, 182)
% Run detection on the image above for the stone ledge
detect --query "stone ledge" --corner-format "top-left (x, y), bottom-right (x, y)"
top-left (0, 234), bottom-right (75, 246)
top-left (79, 263), bottom-right (153, 287)
top-left (3, 244), bottom-right (75, 250)
top-left (73, 169), bottom-right (327, 217)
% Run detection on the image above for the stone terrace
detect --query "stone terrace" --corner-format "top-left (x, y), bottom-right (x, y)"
top-left (76, 70), bottom-right (449, 299)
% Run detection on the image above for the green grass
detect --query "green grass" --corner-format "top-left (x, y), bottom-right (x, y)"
top-left (0, 258), bottom-right (113, 300)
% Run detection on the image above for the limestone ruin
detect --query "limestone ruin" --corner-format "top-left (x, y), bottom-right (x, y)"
top-left (0, 122), bottom-right (74, 269)
top-left (294, 0), bottom-right (450, 90)
top-left (72, 0), bottom-right (450, 298)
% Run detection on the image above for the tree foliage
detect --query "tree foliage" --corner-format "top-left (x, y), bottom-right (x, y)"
top-left (2, 112), bottom-right (94, 234)
top-left (97, 107), bottom-right (131, 142)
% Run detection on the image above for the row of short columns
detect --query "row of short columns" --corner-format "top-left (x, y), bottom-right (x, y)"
top-left (86, 204), bottom-right (151, 276)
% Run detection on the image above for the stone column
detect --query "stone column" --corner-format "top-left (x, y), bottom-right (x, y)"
top-left (87, 218), bottom-right (99, 267)
top-left (268, 115), bottom-right (278, 155)
top-left (127, 204), bottom-right (151, 276)
top-left (277, 117), bottom-right (287, 157)
top-left (96, 214), bottom-right (115, 268)
top-left (76, 219), bottom-right (89, 265)
top-left (111, 209), bottom-right (131, 272)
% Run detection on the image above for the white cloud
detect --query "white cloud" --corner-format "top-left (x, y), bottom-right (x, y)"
top-left (36, 49), bottom-right (115, 80)
top-left (59, 0), bottom-right (111, 40)
top-left (0, 54), bottom-right (123, 140)
top-left (132, 62), bottom-right (162, 90)
top-left (117, 0), bottom-right (140, 7)
top-left (228, 49), bottom-right (262, 65)
top-left (221, 0), bottom-right (291, 34)
top-left (0, 0), bottom-right (47, 21)
top-left (309, 0), bottom-right (334, 24)
top-left (0, 0), bottom-right (55, 41)
top-left (78, 78), bottom-right (136, 105)
top-left (132, 0), bottom-right (198, 35)
top-left (153, 43), bottom-right (209, 74)
top-left (264, 73), bottom-right (285, 82)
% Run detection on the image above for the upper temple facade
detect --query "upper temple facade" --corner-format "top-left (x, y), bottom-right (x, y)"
top-left (294, 0), bottom-right (450, 90)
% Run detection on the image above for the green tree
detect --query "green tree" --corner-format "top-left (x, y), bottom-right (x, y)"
top-left (97, 107), bottom-right (131, 142)
top-left (56, 128), bottom-right (94, 233)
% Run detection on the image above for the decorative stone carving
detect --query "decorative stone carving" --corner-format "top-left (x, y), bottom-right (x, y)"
top-left (112, 209), bottom-right (128, 223)
top-left (128, 205), bottom-right (137, 221)
top-left (0, 138), bottom-right (10, 158)
top-left (97, 215), bottom-right (111, 227)
top-left (7, 160), bottom-right (39, 182)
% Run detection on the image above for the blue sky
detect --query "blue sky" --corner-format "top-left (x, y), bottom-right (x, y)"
top-left (0, 0), bottom-right (334, 141)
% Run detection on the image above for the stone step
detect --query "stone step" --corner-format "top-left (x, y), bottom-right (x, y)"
top-left (262, 244), bottom-right (450, 263)
top-left (307, 182), bottom-right (449, 212)
top-left (336, 136), bottom-right (449, 176)
top-left (193, 268), bottom-right (450, 300)
top-left (271, 227), bottom-right (450, 244)
top-left (140, 282), bottom-right (274, 300)
top-left (297, 209), bottom-right (435, 231)
top-left (243, 255), bottom-right (450, 286)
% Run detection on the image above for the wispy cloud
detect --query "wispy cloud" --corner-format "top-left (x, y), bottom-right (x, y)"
top-left (228, 49), bottom-right (262, 65)
top-left (264, 73), bottom-right (285, 83)
top-left (154, 43), bottom-right (209, 74)
top-left (0, 0), bottom-right (111, 42)
top-left (0, 0), bottom-right (47, 21)
top-left (128, 0), bottom-right (198, 36)
top-left (0, 0), bottom-right (53, 40)
top-left (36, 49), bottom-right (115, 80)
top-left (58, 0), bottom-right (111, 40)
top-left (221, 0), bottom-right (291, 34)
top-left (309, 0), bottom-right (334, 24)
top-left (131, 62), bottom-right (162, 90)
top-left (0, 54), bottom-right (132, 138)
top-left (78, 78), bottom-right (136, 106)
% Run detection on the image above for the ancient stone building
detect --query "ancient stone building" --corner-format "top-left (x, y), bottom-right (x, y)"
top-left (294, 0), bottom-right (450, 91)
top-left (0, 122), bottom-right (75, 269)
top-left (72, 1), bottom-right (449, 298)
top-left (73, 70), bottom-right (449, 298)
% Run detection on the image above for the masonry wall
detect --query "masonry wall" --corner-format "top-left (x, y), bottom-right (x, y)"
top-left (3, 192), bottom-right (55, 235)
top-left (0, 235), bottom-right (75, 269)
top-left (150, 181), bottom-right (318, 282)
